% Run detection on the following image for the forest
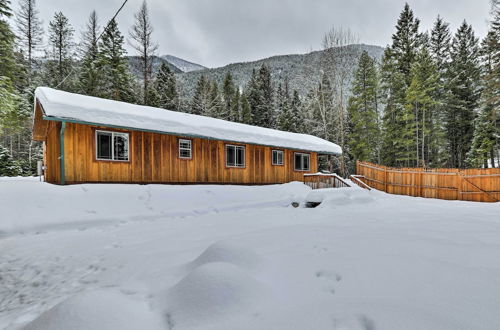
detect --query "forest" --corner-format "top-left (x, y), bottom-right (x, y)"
top-left (0, 0), bottom-right (498, 177)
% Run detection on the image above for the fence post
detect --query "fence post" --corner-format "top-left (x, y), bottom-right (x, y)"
top-left (384, 166), bottom-right (388, 193)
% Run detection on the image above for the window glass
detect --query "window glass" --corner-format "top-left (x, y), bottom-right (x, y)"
top-left (114, 133), bottom-right (129, 161)
top-left (97, 131), bottom-right (112, 160)
top-left (226, 146), bottom-right (235, 166)
top-left (96, 130), bottom-right (129, 161)
top-left (272, 150), bottom-right (283, 165)
top-left (179, 139), bottom-right (192, 159)
top-left (226, 145), bottom-right (245, 167)
top-left (294, 153), bottom-right (310, 171)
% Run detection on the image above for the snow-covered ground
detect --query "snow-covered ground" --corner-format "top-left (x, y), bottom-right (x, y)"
top-left (1, 178), bottom-right (499, 330)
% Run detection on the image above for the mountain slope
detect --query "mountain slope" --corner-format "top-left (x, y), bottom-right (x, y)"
top-left (175, 44), bottom-right (384, 98)
top-left (161, 55), bottom-right (206, 73)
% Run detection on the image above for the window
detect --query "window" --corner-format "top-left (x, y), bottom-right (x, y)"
top-left (272, 150), bottom-right (284, 165)
top-left (226, 145), bottom-right (245, 168)
top-left (179, 139), bottom-right (192, 159)
top-left (294, 152), bottom-right (310, 171)
top-left (96, 130), bottom-right (129, 161)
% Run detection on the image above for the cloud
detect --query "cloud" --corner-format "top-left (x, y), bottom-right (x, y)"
top-left (21, 0), bottom-right (492, 68)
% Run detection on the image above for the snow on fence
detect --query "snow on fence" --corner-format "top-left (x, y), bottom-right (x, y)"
top-left (303, 173), bottom-right (350, 189)
top-left (356, 161), bottom-right (500, 203)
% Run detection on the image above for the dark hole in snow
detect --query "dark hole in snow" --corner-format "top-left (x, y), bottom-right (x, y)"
top-left (291, 202), bottom-right (300, 208)
top-left (305, 202), bottom-right (321, 208)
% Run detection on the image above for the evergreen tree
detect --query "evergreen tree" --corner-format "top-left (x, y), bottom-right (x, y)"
top-left (15, 0), bottom-right (43, 78)
top-left (276, 78), bottom-right (292, 131)
top-left (239, 93), bottom-right (252, 124)
top-left (45, 12), bottom-right (75, 90)
top-left (347, 51), bottom-right (381, 164)
top-left (222, 72), bottom-right (238, 121)
top-left (289, 90), bottom-right (303, 133)
top-left (151, 62), bottom-right (179, 110)
top-left (445, 21), bottom-right (481, 168)
top-left (191, 75), bottom-right (221, 116)
top-left (467, 2), bottom-right (500, 167)
top-left (405, 45), bottom-right (439, 167)
top-left (0, 0), bottom-right (11, 18)
top-left (78, 11), bottom-right (101, 96)
top-left (311, 72), bottom-right (335, 141)
top-left (429, 15), bottom-right (452, 166)
top-left (248, 64), bottom-right (274, 127)
top-left (380, 3), bottom-right (422, 166)
top-left (129, 0), bottom-right (158, 105)
top-left (98, 18), bottom-right (135, 102)
top-left (0, 144), bottom-right (22, 176)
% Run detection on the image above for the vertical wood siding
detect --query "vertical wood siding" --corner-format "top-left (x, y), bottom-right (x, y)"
top-left (45, 122), bottom-right (318, 184)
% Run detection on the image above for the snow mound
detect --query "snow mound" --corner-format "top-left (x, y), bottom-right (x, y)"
top-left (305, 188), bottom-right (375, 208)
top-left (160, 262), bottom-right (268, 326)
top-left (22, 290), bottom-right (163, 330)
top-left (188, 240), bottom-right (264, 272)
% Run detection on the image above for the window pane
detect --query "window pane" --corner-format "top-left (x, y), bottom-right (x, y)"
top-left (303, 154), bottom-right (310, 170)
top-left (272, 151), bottom-right (278, 164)
top-left (97, 132), bottom-right (112, 160)
top-left (226, 146), bottom-right (235, 166)
top-left (114, 133), bottom-right (129, 161)
top-left (295, 154), bottom-right (301, 170)
top-left (179, 140), bottom-right (191, 149)
top-left (236, 147), bottom-right (244, 167)
top-left (277, 151), bottom-right (283, 165)
top-left (180, 149), bottom-right (191, 158)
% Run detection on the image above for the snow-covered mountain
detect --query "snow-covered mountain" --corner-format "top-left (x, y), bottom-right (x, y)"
top-left (161, 55), bottom-right (206, 73)
top-left (175, 44), bottom-right (384, 98)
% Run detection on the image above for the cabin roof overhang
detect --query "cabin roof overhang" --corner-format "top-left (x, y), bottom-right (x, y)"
top-left (40, 114), bottom-right (340, 155)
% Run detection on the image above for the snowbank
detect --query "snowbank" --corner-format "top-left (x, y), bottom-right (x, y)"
top-left (0, 178), bottom-right (310, 234)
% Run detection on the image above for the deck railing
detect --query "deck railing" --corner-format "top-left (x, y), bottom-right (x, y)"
top-left (303, 173), bottom-right (351, 189)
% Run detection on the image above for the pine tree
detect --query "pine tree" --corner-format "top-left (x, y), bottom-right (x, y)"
top-left (405, 45), bottom-right (439, 167)
top-left (45, 12), bottom-right (75, 90)
top-left (311, 73), bottom-right (335, 141)
top-left (276, 79), bottom-right (293, 131)
top-left (429, 15), bottom-right (452, 166)
top-left (0, 0), bottom-right (11, 18)
top-left (0, 144), bottom-right (22, 176)
top-left (289, 90), bottom-right (303, 132)
top-left (15, 0), bottom-right (43, 78)
top-left (467, 2), bottom-right (500, 167)
top-left (248, 64), bottom-right (274, 127)
top-left (129, 0), bottom-right (158, 105)
top-left (78, 11), bottom-right (101, 96)
top-left (380, 3), bottom-right (422, 166)
top-left (446, 21), bottom-right (481, 168)
top-left (222, 72), bottom-right (238, 121)
top-left (98, 18), bottom-right (135, 102)
top-left (151, 62), bottom-right (179, 110)
top-left (347, 51), bottom-right (381, 164)
top-left (239, 93), bottom-right (252, 124)
top-left (191, 75), bottom-right (221, 116)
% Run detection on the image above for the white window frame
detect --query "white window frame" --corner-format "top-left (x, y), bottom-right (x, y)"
top-left (272, 149), bottom-right (284, 166)
top-left (95, 130), bottom-right (129, 162)
top-left (294, 152), bottom-right (310, 171)
top-left (226, 144), bottom-right (245, 168)
top-left (178, 139), bottom-right (192, 159)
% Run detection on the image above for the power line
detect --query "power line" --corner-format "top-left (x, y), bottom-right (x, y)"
top-left (54, 0), bottom-right (129, 89)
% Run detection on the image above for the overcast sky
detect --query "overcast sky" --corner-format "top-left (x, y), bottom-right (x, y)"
top-left (19, 0), bottom-right (493, 68)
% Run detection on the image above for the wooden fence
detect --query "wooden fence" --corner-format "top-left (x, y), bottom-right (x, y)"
top-left (356, 161), bottom-right (500, 202)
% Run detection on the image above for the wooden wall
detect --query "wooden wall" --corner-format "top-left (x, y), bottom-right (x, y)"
top-left (44, 121), bottom-right (61, 183)
top-left (45, 122), bottom-right (318, 184)
top-left (356, 161), bottom-right (500, 203)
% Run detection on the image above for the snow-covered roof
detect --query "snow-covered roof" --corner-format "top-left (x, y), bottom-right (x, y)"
top-left (34, 87), bottom-right (342, 155)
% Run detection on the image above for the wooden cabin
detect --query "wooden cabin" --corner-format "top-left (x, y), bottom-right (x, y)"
top-left (32, 87), bottom-right (342, 185)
